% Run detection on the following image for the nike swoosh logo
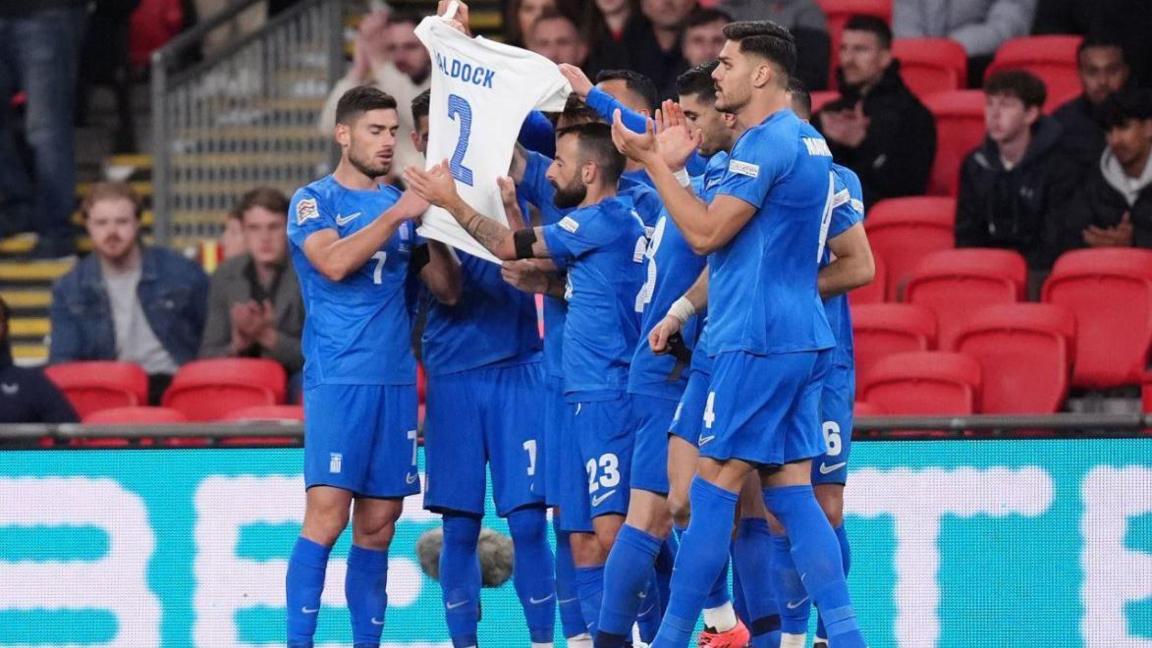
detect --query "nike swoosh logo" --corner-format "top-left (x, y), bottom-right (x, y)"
top-left (591, 489), bottom-right (616, 507)
top-left (336, 212), bottom-right (362, 226)
top-left (371, 617), bottom-right (385, 625)
top-left (558, 597), bottom-right (579, 604)
top-left (698, 434), bottom-right (715, 445)
top-left (446, 600), bottom-right (470, 610)
top-left (406, 473), bottom-right (418, 484)
top-left (529, 594), bottom-right (554, 604)
top-left (819, 462), bottom-right (847, 475)
top-left (786, 596), bottom-right (809, 610)
top-left (301, 606), bottom-right (319, 614)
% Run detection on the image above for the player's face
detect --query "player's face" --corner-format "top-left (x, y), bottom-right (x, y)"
top-left (241, 205), bottom-right (288, 267)
top-left (386, 22), bottom-right (430, 81)
top-left (682, 19), bottom-right (726, 67)
top-left (343, 108), bottom-right (400, 179)
top-left (839, 30), bottom-right (890, 87)
top-left (221, 216), bottom-right (246, 260)
top-left (713, 40), bottom-right (754, 114)
top-left (1079, 46), bottom-right (1129, 106)
top-left (529, 17), bottom-right (587, 66)
top-left (642, 0), bottom-right (695, 30)
top-left (546, 135), bottom-right (589, 209)
top-left (680, 91), bottom-right (731, 156)
top-left (985, 93), bottom-right (1037, 145)
top-left (597, 79), bottom-right (650, 115)
top-left (1106, 118), bottom-right (1152, 168)
top-left (517, 0), bottom-right (555, 40)
top-left (412, 115), bottom-right (430, 155)
top-left (86, 197), bottom-right (140, 264)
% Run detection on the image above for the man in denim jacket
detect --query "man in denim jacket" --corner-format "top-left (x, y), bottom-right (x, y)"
top-left (49, 182), bottom-right (209, 404)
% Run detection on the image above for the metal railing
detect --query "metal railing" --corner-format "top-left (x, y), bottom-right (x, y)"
top-left (151, 0), bottom-right (345, 248)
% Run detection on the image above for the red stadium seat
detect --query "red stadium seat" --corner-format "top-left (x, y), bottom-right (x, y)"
top-left (859, 351), bottom-right (982, 415)
top-left (923, 90), bottom-right (986, 196)
top-left (904, 249), bottom-right (1027, 348)
top-left (865, 197), bottom-right (956, 300)
top-left (1042, 249), bottom-right (1152, 389)
top-left (83, 406), bottom-right (188, 424)
top-left (892, 38), bottom-right (968, 98)
top-left (811, 90), bottom-right (841, 113)
top-left (1143, 372), bottom-right (1152, 413)
top-left (44, 361), bottom-right (148, 418)
top-left (985, 36), bottom-right (1082, 113)
top-left (218, 405), bottom-right (303, 446)
top-left (818, 0), bottom-right (893, 89)
top-left (854, 401), bottom-right (885, 416)
top-left (163, 358), bottom-right (287, 421)
top-left (848, 253), bottom-right (886, 306)
top-left (851, 303), bottom-right (937, 382)
top-left (418, 363), bottom-right (427, 404)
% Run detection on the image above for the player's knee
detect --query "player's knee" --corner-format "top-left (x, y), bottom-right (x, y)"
top-left (301, 503), bottom-right (350, 545)
top-left (815, 486), bottom-right (845, 527)
top-left (667, 493), bottom-right (692, 529)
top-left (352, 507), bottom-right (401, 548)
top-left (568, 532), bottom-right (605, 566)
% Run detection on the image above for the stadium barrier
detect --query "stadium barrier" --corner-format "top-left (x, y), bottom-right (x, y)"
top-left (0, 421), bottom-right (1149, 647)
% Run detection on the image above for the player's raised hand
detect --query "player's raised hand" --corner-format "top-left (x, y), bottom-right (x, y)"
top-left (437, 0), bottom-right (473, 36)
top-left (611, 109), bottom-right (660, 166)
top-left (501, 260), bottom-right (551, 294)
top-left (393, 187), bottom-right (431, 220)
top-left (655, 100), bottom-right (701, 171)
top-left (497, 177), bottom-right (527, 230)
top-left (648, 314), bottom-right (682, 354)
top-left (558, 63), bottom-right (593, 99)
top-left (403, 161), bottom-right (461, 210)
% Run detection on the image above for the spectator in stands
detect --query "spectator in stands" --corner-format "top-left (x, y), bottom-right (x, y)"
top-left (220, 209), bottom-right (247, 261)
top-left (504, 0), bottom-right (558, 48)
top-left (955, 71), bottom-right (1080, 272)
top-left (318, 9), bottom-right (430, 179)
top-left (1032, 0), bottom-right (1152, 88)
top-left (634, 0), bottom-right (697, 96)
top-left (0, 297), bottom-right (77, 425)
top-left (714, 0), bottom-right (830, 90)
top-left (1064, 88), bottom-right (1152, 249)
top-left (818, 15), bottom-right (937, 208)
top-left (526, 8), bottom-right (588, 67)
top-left (893, 0), bottom-right (1036, 86)
top-left (680, 7), bottom-right (729, 67)
top-left (49, 182), bottom-right (209, 405)
top-left (1053, 38), bottom-right (1131, 178)
top-left (582, 0), bottom-right (642, 77)
top-left (0, 1), bottom-right (86, 257)
top-left (195, 0), bottom-right (266, 58)
top-left (199, 187), bottom-right (303, 384)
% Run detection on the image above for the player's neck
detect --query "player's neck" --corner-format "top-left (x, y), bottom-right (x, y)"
top-left (580, 183), bottom-right (616, 208)
top-left (332, 160), bottom-right (380, 191)
top-left (736, 91), bottom-right (790, 131)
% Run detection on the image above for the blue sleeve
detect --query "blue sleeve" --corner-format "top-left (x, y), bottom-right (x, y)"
top-left (829, 168), bottom-right (864, 238)
top-left (518, 110), bottom-right (556, 157)
top-left (587, 87), bottom-right (648, 134)
top-left (287, 187), bottom-right (336, 248)
top-left (541, 209), bottom-right (615, 260)
top-left (685, 152), bottom-right (708, 177)
top-left (715, 128), bottom-right (793, 209)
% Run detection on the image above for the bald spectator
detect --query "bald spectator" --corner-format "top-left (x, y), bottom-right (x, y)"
top-left (318, 10), bottom-right (430, 179)
top-left (526, 8), bottom-right (588, 67)
top-left (1053, 38), bottom-right (1132, 178)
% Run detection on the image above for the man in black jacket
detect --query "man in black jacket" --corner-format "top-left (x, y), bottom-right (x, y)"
top-left (955, 70), bottom-right (1080, 271)
top-left (0, 297), bottom-right (77, 425)
top-left (1065, 88), bottom-right (1152, 249)
top-left (1052, 38), bottom-right (1131, 179)
top-left (816, 14), bottom-right (937, 208)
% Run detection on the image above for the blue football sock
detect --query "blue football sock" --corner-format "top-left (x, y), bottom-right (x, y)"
top-left (286, 536), bottom-right (332, 644)
top-left (734, 518), bottom-right (781, 642)
top-left (440, 514), bottom-right (482, 648)
top-left (655, 535), bottom-right (677, 617)
top-left (554, 522), bottom-right (587, 639)
top-left (816, 524), bottom-right (852, 641)
top-left (771, 532), bottom-right (810, 636)
top-left (654, 477), bottom-right (738, 647)
top-left (345, 544), bottom-right (389, 646)
top-left (766, 486), bottom-right (865, 648)
top-left (731, 554), bottom-right (747, 625)
top-left (507, 507), bottom-right (557, 644)
top-left (575, 564), bottom-right (605, 638)
top-left (704, 560), bottom-right (731, 611)
top-left (636, 573), bottom-right (662, 643)
top-left (598, 524), bottom-right (662, 644)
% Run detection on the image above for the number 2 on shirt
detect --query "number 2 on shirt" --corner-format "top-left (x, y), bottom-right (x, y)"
top-left (447, 94), bottom-right (475, 186)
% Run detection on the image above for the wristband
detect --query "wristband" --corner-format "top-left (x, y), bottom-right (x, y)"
top-left (673, 168), bottom-right (691, 187)
top-left (667, 296), bottom-right (696, 324)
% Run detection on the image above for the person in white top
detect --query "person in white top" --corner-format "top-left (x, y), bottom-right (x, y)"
top-left (318, 9), bottom-right (432, 180)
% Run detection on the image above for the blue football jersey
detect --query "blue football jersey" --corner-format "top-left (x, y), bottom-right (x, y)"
top-left (422, 252), bottom-right (542, 377)
top-left (710, 109), bottom-right (836, 355)
top-left (287, 175), bottom-right (417, 387)
top-left (541, 196), bottom-right (648, 398)
top-left (824, 164), bottom-right (865, 365)
top-left (619, 171), bottom-right (663, 228)
top-left (687, 150), bottom-right (730, 361)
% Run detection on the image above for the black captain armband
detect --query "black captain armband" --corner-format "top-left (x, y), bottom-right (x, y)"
top-left (513, 228), bottom-right (537, 259)
top-left (409, 243), bottom-right (431, 273)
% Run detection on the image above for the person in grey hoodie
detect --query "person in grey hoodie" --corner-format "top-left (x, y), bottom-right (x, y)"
top-left (1065, 88), bottom-right (1152, 250)
top-left (893, 0), bottom-right (1036, 85)
top-left (955, 70), bottom-right (1080, 271)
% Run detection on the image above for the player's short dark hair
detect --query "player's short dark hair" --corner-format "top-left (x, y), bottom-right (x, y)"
top-left (561, 94), bottom-right (602, 126)
top-left (335, 85), bottom-right (398, 126)
top-left (843, 14), bottom-right (892, 50)
top-left (983, 69), bottom-right (1047, 109)
top-left (1078, 36), bottom-right (1127, 63)
top-left (411, 89), bottom-right (431, 124)
top-left (385, 9), bottom-right (421, 28)
top-left (721, 20), bottom-right (797, 78)
top-left (595, 69), bottom-right (659, 112)
top-left (1101, 87), bottom-right (1152, 130)
top-left (235, 186), bottom-right (289, 220)
top-left (556, 122), bottom-right (626, 185)
top-left (676, 61), bottom-right (720, 102)
top-left (685, 7), bottom-right (732, 30)
top-left (788, 76), bottom-right (812, 120)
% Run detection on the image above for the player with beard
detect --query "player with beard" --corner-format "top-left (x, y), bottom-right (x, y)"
top-left (405, 122), bottom-right (648, 641)
top-left (283, 86), bottom-right (459, 648)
